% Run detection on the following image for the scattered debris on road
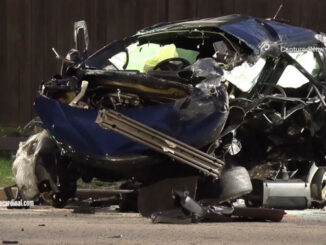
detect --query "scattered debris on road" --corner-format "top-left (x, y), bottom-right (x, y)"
top-left (111, 234), bottom-right (123, 239)
top-left (2, 241), bottom-right (18, 245)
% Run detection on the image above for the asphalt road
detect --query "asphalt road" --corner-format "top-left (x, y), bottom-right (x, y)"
top-left (0, 208), bottom-right (326, 245)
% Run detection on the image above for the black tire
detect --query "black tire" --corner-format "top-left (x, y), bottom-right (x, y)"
top-left (217, 166), bottom-right (253, 202)
top-left (118, 181), bottom-right (140, 212)
top-left (311, 167), bottom-right (326, 201)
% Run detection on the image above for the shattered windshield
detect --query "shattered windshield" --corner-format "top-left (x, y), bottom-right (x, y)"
top-left (106, 42), bottom-right (199, 72)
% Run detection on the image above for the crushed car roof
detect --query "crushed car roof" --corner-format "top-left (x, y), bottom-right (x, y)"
top-left (138, 14), bottom-right (320, 54)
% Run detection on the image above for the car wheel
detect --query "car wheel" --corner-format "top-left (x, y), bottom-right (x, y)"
top-left (311, 167), bottom-right (326, 201)
top-left (217, 166), bottom-right (253, 202)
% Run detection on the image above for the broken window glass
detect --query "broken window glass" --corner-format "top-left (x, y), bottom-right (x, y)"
top-left (223, 58), bottom-right (266, 92)
top-left (277, 51), bottom-right (320, 88)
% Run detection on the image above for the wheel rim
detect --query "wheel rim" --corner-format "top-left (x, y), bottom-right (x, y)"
top-left (321, 171), bottom-right (326, 200)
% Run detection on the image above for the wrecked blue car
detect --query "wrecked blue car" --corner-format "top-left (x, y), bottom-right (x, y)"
top-left (12, 15), bottom-right (326, 218)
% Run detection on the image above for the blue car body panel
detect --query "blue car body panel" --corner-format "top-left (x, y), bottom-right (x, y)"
top-left (219, 17), bottom-right (318, 53)
top-left (35, 96), bottom-right (227, 158)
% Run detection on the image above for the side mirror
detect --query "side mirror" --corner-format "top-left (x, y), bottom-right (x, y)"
top-left (74, 20), bottom-right (89, 56)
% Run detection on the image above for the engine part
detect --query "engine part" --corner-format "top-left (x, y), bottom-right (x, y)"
top-left (262, 180), bottom-right (311, 209)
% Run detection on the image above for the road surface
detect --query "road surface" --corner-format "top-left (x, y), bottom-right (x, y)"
top-left (0, 207), bottom-right (325, 245)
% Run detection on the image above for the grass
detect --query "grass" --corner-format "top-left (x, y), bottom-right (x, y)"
top-left (0, 126), bottom-right (29, 187)
top-left (0, 153), bottom-right (15, 187)
top-left (0, 126), bottom-right (31, 137)
top-left (77, 178), bottom-right (120, 189)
